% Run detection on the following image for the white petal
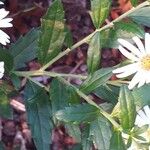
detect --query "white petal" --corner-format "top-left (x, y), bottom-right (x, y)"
top-left (0, 30), bottom-right (10, 45)
top-left (138, 110), bottom-right (148, 122)
top-left (0, 18), bottom-right (13, 28)
top-left (0, 66), bottom-right (4, 74)
top-left (115, 67), bottom-right (137, 78)
top-left (0, 61), bottom-right (4, 79)
top-left (118, 39), bottom-right (142, 57)
top-left (0, 2), bottom-right (3, 4)
top-left (135, 115), bottom-right (144, 126)
top-left (138, 78), bottom-right (145, 88)
top-left (143, 106), bottom-right (150, 121)
top-left (145, 72), bottom-right (150, 83)
top-left (137, 71), bottom-right (146, 88)
top-left (128, 72), bottom-right (141, 89)
top-left (118, 46), bottom-right (139, 62)
top-left (0, 61), bottom-right (4, 67)
top-left (0, 9), bottom-right (9, 20)
top-left (113, 63), bottom-right (138, 74)
top-left (145, 33), bottom-right (150, 54)
top-left (132, 36), bottom-right (145, 54)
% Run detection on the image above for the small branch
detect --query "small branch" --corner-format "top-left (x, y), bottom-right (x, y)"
top-left (58, 77), bottom-right (122, 130)
top-left (9, 3), bottom-right (43, 18)
top-left (27, 76), bottom-right (49, 92)
top-left (107, 80), bottom-right (129, 87)
top-left (14, 70), bottom-right (87, 80)
top-left (40, 1), bottom-right (150, 71)
top-left (68, 60), bottom-right (83, 82)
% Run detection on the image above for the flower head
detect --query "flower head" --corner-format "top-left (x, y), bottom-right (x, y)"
top-left (113, 33), bottom-right (150, 90)
top-left (122, 105), bottom-right (150, 150)
top-left (0, 3), bottom-right (12, 45)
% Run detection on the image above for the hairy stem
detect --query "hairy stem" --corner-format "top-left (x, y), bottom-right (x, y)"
top-left (58, 77), bottom-right (122, 130)
top-left (40, 1), bottom-right (150, 71)
top-left (14, 70), bottom-right (87, 80)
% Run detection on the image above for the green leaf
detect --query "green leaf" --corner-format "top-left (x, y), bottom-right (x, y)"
top-left (80, 67), bottom-right (113, 94)
top-left (109, 130), bottom-right (126, 150)
top-left (9, 73), bottom-right (21, 90)
top-left (55, 104), bottom-right (100, 123)
top-left (65, 124), bottom-right (81, 143)
top-left (90, 0), bottom-right (111, 28)
top-left (132, 84), bottom-right (150, 108)
top-left (9, 28), bottom-right (38, 69)
top-left (50, 79), bottom-right (69, 114)
top-left (101, 21), bottom-right (144, 48)
top-left (24, 81), bottom-right (53, 150)
top-left (114, 21), bottom-right (144, 38)
top-left (87, 32), bottom-right (101, 74)
top-left (132, 125), bottom-right (149, 135)
top-left (129, 7), bottom-right (150, 27)
top-left (94, 84), bottom-right (119, 105)
top-left (130, 0), bottom-right (138, 7)
top-left (0, 89), bottom-right (12, 119)
top-left (50, 79), bottom-right (80, 116)
top-left (38, 0), bottom-right (66, 64)
top-left (82, 125), bottom-right (93, 150)
top-left (64, 27), bottom-right (73, 48)
top-left (119, 86), bottom-right (136, 130)
top-left (0, 49), bottom-right (13, 73)
top-left (90, 116), bottom-right (112, 150)
top-left (72, 144), bottom-right (82, 150)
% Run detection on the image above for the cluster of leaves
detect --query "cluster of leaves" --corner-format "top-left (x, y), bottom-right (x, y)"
top-left (0, 0), bottom-right (150, 149)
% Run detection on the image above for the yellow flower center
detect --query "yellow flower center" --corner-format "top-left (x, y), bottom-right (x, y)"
top-left (140, 55), bottom-right (150, 70)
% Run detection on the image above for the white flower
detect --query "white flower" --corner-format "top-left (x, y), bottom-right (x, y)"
top-left (113, 33), bottom-right (150, 90)
top-left (0, 61), bottom-right (4, 78)
top-left (0, 5), bottom-right (12, 45)
top-left (135, 105), bottom-right (150, 127)
top-left (122, 105), bottom-right (150, 150)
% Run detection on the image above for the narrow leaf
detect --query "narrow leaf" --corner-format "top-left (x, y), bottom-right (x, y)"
top-left (87, 32), bottom-right (101, 74)
top-left (130, 0), bottom-right (138, 7)
top-left (90, 0), bottom-right (111, 28)
top-left (82, 125), bottom-right (93, 150)
top-left (24, 81), bottom-right (53, 150)
top-left (133, 125), bottom-right (149, 135)
top-left (119, 86), bottom-right (136, 130)
top-left (38, 0), bottom-right (66, 64)
top-left (55, 104), bottom-right (100, 123)
top-left (0, 89), bottom-right (12, 119)
top-left (80, 67), bottom-right (113, 94)
top-left (94, 84), bottom-right (119, 105)
top-left (64, 27), bottom-right (73, 48)
top-left (10, 73), bottom-right (21, 90)
top-left (101, 21), bottom-right (144, 48)
top-left (132, 84), bottom-right (150, 108)
top-left (9, 28), bottom-right (38, 69)
top-left (50, 79), bottom-right (80, 115)
top-left (129, 7), bottom-right (150, 27)
top-left (0, 49), bottom-right (13, 73)
top-left (109, 130), bottom-right (126, 150)
top-left (90, 116), bottom-right (112, 150)
top-left (65, 124), bottom-right (81, 143)
top-left (50, 79), bottom-right (69, 114)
